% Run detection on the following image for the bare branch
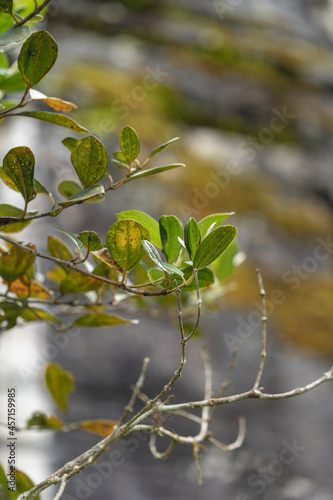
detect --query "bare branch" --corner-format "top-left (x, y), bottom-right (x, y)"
top-left (51, 475), bottom-right (68, 500)
top-left (149, 433), bottom-right (176, 460)
top-left (207, 415), bottom-right (246, 451)
top-left (253, 269), bottom-right (267, 391)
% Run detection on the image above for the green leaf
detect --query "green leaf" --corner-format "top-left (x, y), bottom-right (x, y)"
top-left (0, 204), bottom-right (36, 233)
top-left (48, 235), bottom-right (73, 261)
top-left (0, 0), bottom-right (13, 13)
top-left (18, 30), bottom-right (58, 88)
top-left (57, 180), bottom-right (81, 199)
top-left (105, 219), bottom-right (150, 275)
top-left (162, 266), bottom-right (214, 291)
top-left (198, 212), bottom-right (235, 238)
top-left (61, 137), bottom-right (78, 152)
top-left (184, 217), bottom-right (201, 259)
top-left (159, 215), bottom-right (183, 264)
top-left (27, 412), bottom-right (63, 430)
top-left (0, 69), bottom-right (25, 92)
top-left (3, 146), bottom-right (36, 204)
top-left (0, 462), bottom-right (12, 500)
top-left (0, 301), bottom-right (21, 331)
top-left (16, 111), bottom-right (88, 133)
top-left (58, 184), bottom-right (105, 207)
top-left (45, 363), bottom-right (75, 412)
top-left (20, 307), bottom-right (61, 324)
top-left (15, 470), bottom-right (39, 500)
top-left (146, 137), bottom-right (179, 161)
top-left (122, 164), bottom-right (185, 184)
top-left (0, 244), bottom-right (35, 284)
top-left (119, 125), bottom-right (140, 164)
top-left (0, 25), bottom-right (31, 47)
top-left (73, 313), bottom-right (132, 327)
top-left (116, 210), bottom-right (161, 248)
top-left (193, 225), bottom-right (237, 270)
top-left (78, 231), bottom-right (103, 251)
top-left (71, 135), bottom-right (108, 188)
top-left (60, 270), bottom-right (102, 295)
top-left (140, 240), bottom-right (169, 275)
top-left (112, 150), bottom-right (129, 169)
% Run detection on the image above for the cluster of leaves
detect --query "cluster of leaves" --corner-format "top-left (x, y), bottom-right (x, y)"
top-left (0, 17), bottom-right (239, 332)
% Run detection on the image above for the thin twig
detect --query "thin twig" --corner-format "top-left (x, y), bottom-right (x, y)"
top-left (207, 415), bottom-right (246, 451)
top-left (51, 475), bottom-right (68, 500)
top-left (117, 357), bottom-right (150, 427)
top-left (149, 433), bottom-right (176, 460)
top-left (193, 443), bottom-right (203, 485)
top-left (253, 269), bottom-right (267, 391)
top-left (216, 347), bottom-right (238, 399)
top-left (15, 0), bottom-right (52, 27)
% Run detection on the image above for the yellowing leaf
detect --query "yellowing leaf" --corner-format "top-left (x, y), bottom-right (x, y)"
top-left (78, 419), bottom-right (116, 437)
top-left (8, 278), bottom-right (53, 299)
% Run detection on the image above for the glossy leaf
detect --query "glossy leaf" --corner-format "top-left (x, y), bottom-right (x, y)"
top-left (3, 146), bottom-right (36, 203)
top-left (0, 0), bottom-right (13, 13)
top-left (0, 204), bottom-right (36, 233)
top-left (78, 231), bottom-right (103, 251)
top-left (48, 235), bottom-right (73, 261)
top-left (71, 135), bottom-right (108, 188)
top-left (0, 244), bottom-right (35, 284)
top-left (140, 240), bottom-right (169, 274)
top-left (122, 163), bottom-right (185, 184)
top-left (45, 363), bottom-right (75, 412)
top-left (159, 215), bottom-right (183, 264)
top-left (27, 412), bottom-right (63, 430)
top-left (17, 111), bottom-right (88, 133)
top-left (106, 219), bottom-right (150, 275)
top-left (60, 270), bottom-right (102, 295)
top-left (119, 126), bottom-right (140, 164)
top-left (78, 419), bottom-right (116, 437)
top-left (18, 30), bottom-right (58, 88)
top-left (116, 210), bottom-right (161, 248)
top-left (61, 137), bottom-right (78, 152)
top-left (184, 217), bottom-right (201, 259)
top-left (146, 137), bottom-right (179, 161)
top-left (58, 184), bottom-right (105, 207)
top-left (198, 212), bottom-right (235, 238)
top-left (193, 226), bottom-right (237, 270)
top-left (73, 313), bottom-right (132, 327)
top-left (0, 25), bottom-right (31, 46)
